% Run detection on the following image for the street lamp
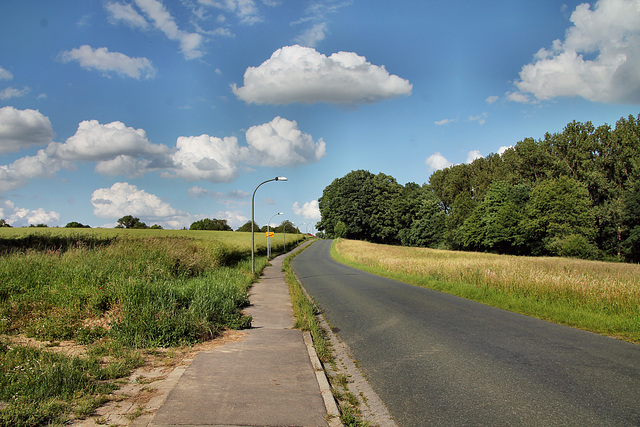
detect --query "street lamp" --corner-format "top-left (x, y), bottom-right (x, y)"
top-left (252, 177), bottom-right (287, 274)
top-left (267, 212), bottom-right (284, 258)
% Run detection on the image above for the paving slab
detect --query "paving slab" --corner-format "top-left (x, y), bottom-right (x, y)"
top-left (142, 243), bottom-right (334, 427)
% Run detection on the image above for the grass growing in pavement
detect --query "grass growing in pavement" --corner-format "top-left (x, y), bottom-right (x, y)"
top-left (332, 238), bottom-right (640, 344)
top-left (0, 231), bottom-right (278, 426)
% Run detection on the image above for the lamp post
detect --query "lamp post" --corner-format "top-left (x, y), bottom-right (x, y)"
top-left (252, 177), bottom-right (287, 274)
top-left (267, 212), bottom-right (283, 258)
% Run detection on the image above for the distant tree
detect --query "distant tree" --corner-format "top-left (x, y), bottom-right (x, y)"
top-left (236, 221), bottom-right (260, 232)
top-left (65, 221), bottom-right (91, 228)
top-left (333, 221), bottom-right (347, 238)
top-left (274, 220), bottom-right (299, 234)
top-left (0, 219), bottom-right (11, 228)
top-left (116, 215), bottom-right (148, 229)
top-left (190, 218), bottom-right (232, 231)
top-left (150, 224), bottom-right (163, 229)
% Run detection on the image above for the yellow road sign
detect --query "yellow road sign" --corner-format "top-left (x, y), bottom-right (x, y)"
top-left (266, 231), bottom-right (275, 237)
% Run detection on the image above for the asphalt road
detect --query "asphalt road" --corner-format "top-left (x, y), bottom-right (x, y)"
top-left (291, 239), bottom-right (640, 426)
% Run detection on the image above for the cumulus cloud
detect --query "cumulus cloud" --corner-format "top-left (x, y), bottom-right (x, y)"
top-left (293, 200), bottom-right (321, 220)
top-left (425, 152), bottom-right (453, 171)
top-left (511, 0), bottom-right (640, 104)
top-left (91, 182), bottom-right (182, 219)
top-left (466, 150), bottom-right (483, 163)
top-left (59, 45), bottom-right (156, 79)
top-left (0, 66), bottom-right (13, 80)
top-left (232, 45), bottom-right (412, 105)
top-left (213, 209), bottom-right (248, 230)
top-left (168, 134), bottom-right (241, 182)
top-left (486, 95), bottom-right (499, 104)
top-left (0, 200), bottom-right (60, 227)
top-left (0, 149), bottom-right (65, 192)
top-left (50, 120), bottom-right (170, 177)
top-left (0, 106), bottom-right (54, 153)
top-left (241, 116), bottom-right (326, 167)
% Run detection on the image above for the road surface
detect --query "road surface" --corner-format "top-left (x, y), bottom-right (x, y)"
top-left (292, 239), bottom-right (640, 426)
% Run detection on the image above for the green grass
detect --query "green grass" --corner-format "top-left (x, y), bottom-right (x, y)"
top-left (0, 229), bottom-right (307, 425)
top-left (332, 239), bottom-right (640, 344)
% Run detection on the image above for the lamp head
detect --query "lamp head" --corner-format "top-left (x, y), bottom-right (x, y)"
top-left (275, 176), bottom-right (288, 181)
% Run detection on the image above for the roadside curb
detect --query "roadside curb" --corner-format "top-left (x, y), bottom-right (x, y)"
top-left (303, 331), bottom-right (342, 427)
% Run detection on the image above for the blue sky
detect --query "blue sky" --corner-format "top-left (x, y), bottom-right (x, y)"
top-left (1, 0), bottom-right (639, 231)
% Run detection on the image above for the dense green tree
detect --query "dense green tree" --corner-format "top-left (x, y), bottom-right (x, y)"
top-left (190, 218), bottom-right (232, 231)
top-left (236, 221), bottom-right (260, 232)
top-left (116, 215), bottom-right (147, 229)
top-left (65, 221), bottom-right (90, 228)
top-left (398, 190), bottom-right (445, 247)
top-left (523, 176), bottom-right (597, 257)
top-left (0, 219), bottom-right (11, 227)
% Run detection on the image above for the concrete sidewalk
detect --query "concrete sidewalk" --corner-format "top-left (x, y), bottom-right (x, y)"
top-left (138, 243), bottom-right (340, 427)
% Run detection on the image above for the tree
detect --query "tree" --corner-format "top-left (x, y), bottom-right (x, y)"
top-left (274, 220), bottom-right (299, 234)
top-left (398, 190), bottom-right (445, 248)
top-left (190, 218), bottom-right (232, 231)
top-left (523, 176), bottom-right (597, 258)
top-left (0, 219), bottom-right (11, 228)
top-left (236, 221), bottom-right (260, 232)
top-left (116, 215), bottom-right (148, 229)
top-left (65, 221), bottom-right (90, 228)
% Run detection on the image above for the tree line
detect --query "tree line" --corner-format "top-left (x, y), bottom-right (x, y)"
top-left (317, 113), bottom-right (640, 263)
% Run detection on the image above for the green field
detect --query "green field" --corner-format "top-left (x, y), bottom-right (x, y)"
top-left (0, 229), bottom-right (306, 426)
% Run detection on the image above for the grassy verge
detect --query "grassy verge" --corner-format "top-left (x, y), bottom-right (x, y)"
top-left (0, 232), bottom-right (272, 426)
top-left (283, 241), bottom-right (368, 426)
top-left (331, 239), bottom-right (640, 344)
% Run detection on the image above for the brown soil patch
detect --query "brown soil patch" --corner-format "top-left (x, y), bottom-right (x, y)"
top-left (2, 330), bottom-right (248, 426)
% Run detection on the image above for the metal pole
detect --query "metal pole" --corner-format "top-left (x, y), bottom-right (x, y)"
top-left (252, 177), bottom-right (287, 274)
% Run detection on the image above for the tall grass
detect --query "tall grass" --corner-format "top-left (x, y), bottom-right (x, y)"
top-left (333, 239), bottom-right (640, 343)
top-left (0, 232), bottom-right (280, 426)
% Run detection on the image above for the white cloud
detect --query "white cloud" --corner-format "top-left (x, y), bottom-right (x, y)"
top-left (0, 106), bottom-right (54, 153)
top-left (293, 199), bottom-right (321, 220)
top-left (232, 45), bottom-right (412, 105)
top-left (434, 118), bottom-right (455, 126)
top-left (511, 0), bottom-right (640, 104)
top-left (213, 209), bottom-right (248, 229)
top-left (168, 134), bottom-right (241, 181)
top-left (105, 2), bottom-right (149, 29)
top-left (59, 45), bottom-right (156, 79)
top-left (469, 113), bottom-right (487, 125)
top-left (198, 0), bottom-right (262, 24)
top-left (498, 145), bottom-right (513, 155)
top-left (91, 182), bottom-right (183, 220)
top-left (0, 149), bottom-right (65, 192)
top-left (0, 66), bottom-right (13, 80)
top-left (486, 95), bottom-right (499, 104)
top-left (294, 22), bottom-right (327, 47)
top-left (0, 200), bottom-right (60, 227)
top-left (0, 87), bottom-right (30, 100)
top-left (241, 116), bottom-right (326, 167)
top-left (425, 152), bottom-right (452, 171)
top-left (51, 119), bottom-right (170, 177)
top-left (466, 150), bottom-right (483, 163)
top-left (134, 0), bottom-right (204, 59)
